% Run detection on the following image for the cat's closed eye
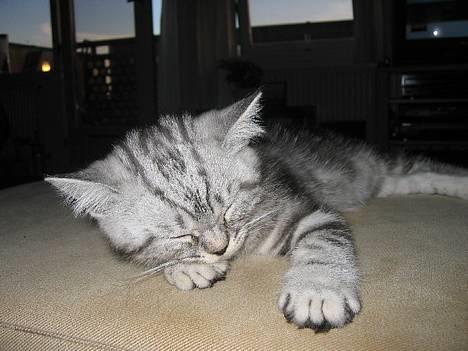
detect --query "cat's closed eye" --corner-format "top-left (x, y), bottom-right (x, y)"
top-left (171, 234), bottom-right (197, 244)
top-left (223, 205), bottom-right (235, 228)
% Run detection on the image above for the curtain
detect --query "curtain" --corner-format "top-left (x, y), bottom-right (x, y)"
top-left (157, 0), bottom-right (236, 114)
top-left (353, 0), bottom-right (393, 64)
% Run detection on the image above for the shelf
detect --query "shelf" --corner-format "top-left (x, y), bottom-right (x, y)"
top-left (389, 98), bottom-right (468, 104)
top-left (382, 64), bottom-right (468, 73)
top-left (386, 68), bottom-right (468, 163)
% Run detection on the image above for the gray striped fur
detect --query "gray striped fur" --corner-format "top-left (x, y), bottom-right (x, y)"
top-left (46, 91), bottom-right (468, 332)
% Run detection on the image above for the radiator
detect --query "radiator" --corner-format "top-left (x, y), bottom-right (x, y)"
top-left (264, 65), bottom-right (377, 124)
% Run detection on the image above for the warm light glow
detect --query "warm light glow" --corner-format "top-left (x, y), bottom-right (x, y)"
top-left (41, 61), bottom-right (51, 72)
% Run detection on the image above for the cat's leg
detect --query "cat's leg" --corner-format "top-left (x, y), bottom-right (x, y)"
top-left (164, 262), bottom-right (229, 290)
top-left (378, 173), bottom-right (468, 199)
top-left (278, 209), bottom-right (361, 331)
top-left (378, 154), bottom-right (468, 200)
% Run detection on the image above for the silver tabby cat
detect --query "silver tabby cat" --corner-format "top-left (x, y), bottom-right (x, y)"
top-left (46, 91), bottom-right (468, 332)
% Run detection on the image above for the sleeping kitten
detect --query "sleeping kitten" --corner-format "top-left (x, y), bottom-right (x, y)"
top-left (46, 91), bottom-right (468, 332)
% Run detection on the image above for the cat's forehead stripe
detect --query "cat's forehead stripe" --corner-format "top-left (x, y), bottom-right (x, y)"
top-left (120, 142), bottom-right (155, 191)
top-left (122, 125), bottom-right (216, 218)
top-left (120, 137), bottom-right (200, 218)
top-left (214, 193), bottom-right (224, 205)
top-left (175, 213), bottom-right (185, 228)
top-left (202, 176), bottom-right (214, 214)
top-left (152, 187), bottom-right (196, 219)
top-left (175, 115), bottom-right (191, 141)
top-left (158, 122), bottom-right (176, 142)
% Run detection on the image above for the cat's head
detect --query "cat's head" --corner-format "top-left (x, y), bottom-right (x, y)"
top-left (46, 91), bottom-right (265, 267)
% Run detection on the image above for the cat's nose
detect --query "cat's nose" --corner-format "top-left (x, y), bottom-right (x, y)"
top-left (199, 229), bottom-right (229, 256)
top-left (212, 245), bottom-right (227, 256)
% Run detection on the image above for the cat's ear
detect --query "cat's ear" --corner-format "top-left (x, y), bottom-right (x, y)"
top-left (45, 164), bottom-right (119, 217)
top-left (196, 89), bottom-right (264, 152)
top-left (222, 90), bottom-right (264, 152)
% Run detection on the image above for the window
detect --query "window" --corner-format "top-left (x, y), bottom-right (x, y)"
top-left (74, 0), bottom-right (137, 126)
top-left (248, 0), bottom-right (354, 43)
top-left (0, 0), bottom-right (53, 73)
top-left (249, 0), bottom-right (353, 26)
top-left (74, 0), bottom-right (135, 42)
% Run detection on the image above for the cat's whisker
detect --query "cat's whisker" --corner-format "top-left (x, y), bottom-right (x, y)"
top-left (229, 210), bottom-right (278, 244)
top-left (244, 209), bottom-right (278, 227)
top-left (229, 212), bottom-right (280, 254)
top-left (121, 256), bottom-right (200, 285)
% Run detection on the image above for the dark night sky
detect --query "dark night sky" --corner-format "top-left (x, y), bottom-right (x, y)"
top-left (0, 0), bottom-right (354, 48)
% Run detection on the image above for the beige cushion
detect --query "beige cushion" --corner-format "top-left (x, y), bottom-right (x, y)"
top-left (1, 182), bottom-right (467, 350)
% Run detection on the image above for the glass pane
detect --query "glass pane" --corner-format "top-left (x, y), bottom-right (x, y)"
top-left (405, 0), bottom-right (468, 40)
top-left (153, 0), bottom-right (162, 35)
top-left (249, 0), bottom-right (353, 26)
top-left (74, 0), bottom-right (135, 42)
top-left (0, 0), bottom-right (53, 73)
top-left (0, 0), bottom-right (53, 47)
top-left (248, 0), bottom-right (354, 43)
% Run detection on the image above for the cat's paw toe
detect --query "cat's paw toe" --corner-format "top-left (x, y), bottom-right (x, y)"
top-left (170, 269), bottom-right (195, 290)
top-left (278, 287), bottom-right (360, 331)
top-left (164, 262), bottom-right (229, 290)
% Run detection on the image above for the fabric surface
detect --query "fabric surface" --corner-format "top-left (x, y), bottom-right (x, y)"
top-left (0, 182), bottom-right (467, 351)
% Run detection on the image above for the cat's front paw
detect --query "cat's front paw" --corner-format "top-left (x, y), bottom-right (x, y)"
top-left (164, 262), bottom-right (229, 290)
top-left (278, 272), bottom-right (361, 331)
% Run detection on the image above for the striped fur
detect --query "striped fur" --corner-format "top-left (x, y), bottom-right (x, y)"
top-left (46, 91), bottom-right (468, 332)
